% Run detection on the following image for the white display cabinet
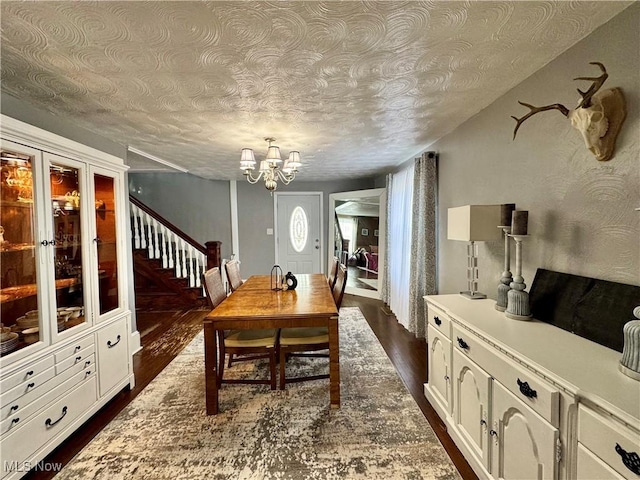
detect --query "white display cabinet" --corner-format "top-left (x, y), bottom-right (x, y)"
top-left (0, 115), bottom-right (135, 479)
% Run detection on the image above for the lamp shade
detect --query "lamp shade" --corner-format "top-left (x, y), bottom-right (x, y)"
top-left (287, 151), bottom-right (302, 169)
top-left (447, 205), bottom-right (502, 241)
top-left (265, 145), bottom-right (282, 163)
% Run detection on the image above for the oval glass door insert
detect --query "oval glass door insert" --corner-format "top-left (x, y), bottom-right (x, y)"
top-left (289, 206), bottom-right (308, 253)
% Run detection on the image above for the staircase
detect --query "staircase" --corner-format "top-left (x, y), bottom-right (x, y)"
top-left (129, 196), bottom-right (221, 310)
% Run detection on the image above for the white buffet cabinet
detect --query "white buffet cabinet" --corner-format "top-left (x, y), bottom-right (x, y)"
top-left (424, 294), bottom-right (640, 480)
top-left (0, 116), bottom-right (135, 479)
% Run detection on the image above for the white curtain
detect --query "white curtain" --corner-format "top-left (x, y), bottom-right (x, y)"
top-left (386, 164), bottom-right (414, 330)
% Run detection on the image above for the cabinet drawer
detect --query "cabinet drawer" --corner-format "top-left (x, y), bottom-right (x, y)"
top-left (54, 335), bottom-right (94, 364)
top-left (55, 344), bottom-right (95, 374)
top-left (452, 323), bottom-right (560, 427)
top-left (96, 318), bottom-right (129, 397)
top-left (427, 303), bottom-right (451, 339)
top-left (1, 376), bottom-right (97, 475)
top-left (577, 442), bottom-right (625, 480)
top-left (0, 354), bottom-right (95, 423)
top-left (0, 356), bottom-right (55, 393)
top-left (1, 365), bottom-right (95, 437)
top-left (0, 367), bottom-right (55, 408)
top-left (578, 404), bottom-right (640, 479)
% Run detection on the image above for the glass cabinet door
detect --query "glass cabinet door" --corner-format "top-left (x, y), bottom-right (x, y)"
top-left (46, 154), bottom-right (91, 339)
top-left (0, 141), bottom-right (48, 360)
top-left (92, 170), bottom-right (121, 317)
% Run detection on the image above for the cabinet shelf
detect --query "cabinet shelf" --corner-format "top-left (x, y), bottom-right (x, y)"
top-left (0, 277), bottom-right (79, 304)
top-left (1, 243), bottom-right (36, 253)
top-left (0, 200), bottom-right (34, 208)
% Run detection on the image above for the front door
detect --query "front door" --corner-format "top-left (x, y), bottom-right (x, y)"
top-left (275, 193), bottom-right (322, 274)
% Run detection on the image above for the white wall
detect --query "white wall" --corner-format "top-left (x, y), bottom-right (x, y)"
top-left (432, 4), bottom-right (639, 296)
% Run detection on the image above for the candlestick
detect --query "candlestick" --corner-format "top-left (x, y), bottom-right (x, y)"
top-left (495, 226), bottom-right (512, 311)
top-left (511, 210), bottom-right (528, 236)
top-left (500, 204), bottom-right (516, 229)
top-left (505, 234), bottom-right (532, 320)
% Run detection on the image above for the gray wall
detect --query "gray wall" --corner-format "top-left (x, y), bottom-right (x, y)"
top-left (237, 178), bottom-right (376, 277)
top-left (128, 172), bottom-right (233, 260)
top-left (1, 92), bottom-right (127, 159)
top-left (430, 4), bottom-right (639, 296)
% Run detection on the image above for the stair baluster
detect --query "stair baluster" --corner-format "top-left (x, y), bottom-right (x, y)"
top-left (166, 229), bottom-right (175, 269)
top-left (132, 204), bottom-right (142, 249)
top-left (160, 224), bottom-right (168, 269)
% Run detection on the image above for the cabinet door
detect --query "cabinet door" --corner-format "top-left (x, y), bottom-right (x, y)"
top-left (43, 153), bottom-right (93, 342)
top-left (0, 140), bottom-right (50, 365)
top-left (89, 166), bottom-right (125, 320)
top-left (452, 349), bottom-right (492, 470)
top-left (490, 380), bottom-right (558, 480)
top-left (427, 324), bottom-right (451, 417)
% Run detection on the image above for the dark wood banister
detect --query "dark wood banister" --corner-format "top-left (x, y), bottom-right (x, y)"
top-left (129, 195), bottom-right (221, 269)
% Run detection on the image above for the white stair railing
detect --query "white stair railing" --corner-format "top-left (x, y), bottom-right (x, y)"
top-left (130, 202), bottom-right (207, 294)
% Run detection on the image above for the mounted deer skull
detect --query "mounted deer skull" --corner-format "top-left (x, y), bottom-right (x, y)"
top-left (512, 62), bottom-right (626, 161)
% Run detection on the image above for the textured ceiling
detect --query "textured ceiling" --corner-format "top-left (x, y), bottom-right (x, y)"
top-left (0, 1), bottom-right (632, 181)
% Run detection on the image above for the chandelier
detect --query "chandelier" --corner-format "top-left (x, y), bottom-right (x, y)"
top-left (240, 137), bottom-right (302, 192)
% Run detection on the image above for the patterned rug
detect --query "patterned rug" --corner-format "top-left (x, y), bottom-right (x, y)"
top-left (58, 307), bottom-right (460, 480)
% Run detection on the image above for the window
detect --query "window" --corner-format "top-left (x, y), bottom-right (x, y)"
top-left (289, 206), bottom-right (308, 252)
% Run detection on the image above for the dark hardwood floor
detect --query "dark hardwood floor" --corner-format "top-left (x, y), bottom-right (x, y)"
top-left (26, 295), bottom-right (476, 480)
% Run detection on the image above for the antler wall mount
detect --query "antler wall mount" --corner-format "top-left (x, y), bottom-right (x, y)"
top-left (512, 62), bottom-right (626, 162)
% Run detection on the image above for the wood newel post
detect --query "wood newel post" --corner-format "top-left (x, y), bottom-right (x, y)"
top-left (205, 241), bottom-right (222, 269)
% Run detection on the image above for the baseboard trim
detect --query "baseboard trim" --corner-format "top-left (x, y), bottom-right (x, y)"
top-left (131, 330), bottom-right (142, 355)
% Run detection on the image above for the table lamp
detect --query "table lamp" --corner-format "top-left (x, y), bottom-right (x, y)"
top-left (448, 205), bottom-right (502, 299)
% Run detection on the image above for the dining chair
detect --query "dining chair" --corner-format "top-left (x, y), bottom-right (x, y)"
top-left (225, 259), bottom-right (243, 292)
top-left (278, 264), bottom-right (347, 389)
top-left (327, 256), bottom-right (339, 290)
top-left (202, 267), bottom-right (279, 390)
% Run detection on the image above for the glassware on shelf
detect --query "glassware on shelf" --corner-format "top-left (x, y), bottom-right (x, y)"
top-left (1, 149), bottom-right (40, 355)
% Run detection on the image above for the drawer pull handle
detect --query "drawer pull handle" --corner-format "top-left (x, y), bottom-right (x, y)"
top-left (444, 375), bottom-right (449, 381)
top-left (75, 345), bottom-right (82, 352)
top-left (10, 405), bottom-right (19, 412)
top-left (489, 429), bottom-right (498, 437)
top-left (75, 355), bottom-right (82, 362)
top-left (26, 370), bottom-right (34, 376)
top-left (107, 335), bottom-right (121, 348)
top-left (457, 337), bottom-right (469, 350)
top-left (480, 419), bottom-right (487, 426)
top-left (85, 360), bottom-right (91, 367)
top-left (85, 370), bottom-right (92, 377)
top-left (27, 382), bottom-right (35, 389)
top-left (11, 418), bottom-right (20, 425)
top-left (615, 443), bottom-right (640, 475)
top-left (45, 406), bottom-right (68, 428)
top-left (517, 379), bottom-right (537, 399)
top-left (434, 316), bottom-right (442, 326)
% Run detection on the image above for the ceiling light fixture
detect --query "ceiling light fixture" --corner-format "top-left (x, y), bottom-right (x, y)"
top-left (240, 137), bottom-right (302, 193)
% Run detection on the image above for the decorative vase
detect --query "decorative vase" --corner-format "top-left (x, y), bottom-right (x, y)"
top-left (619, 306), bottom-right (640, 381)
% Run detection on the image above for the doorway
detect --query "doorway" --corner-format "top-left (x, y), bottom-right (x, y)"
top-left (329, 188), bottom-right (386, 299)
top-left (275, 192), bottom-right (323, 274)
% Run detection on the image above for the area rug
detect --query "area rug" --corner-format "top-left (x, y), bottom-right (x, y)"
top-left (57, 307), bottom-right (460, 480)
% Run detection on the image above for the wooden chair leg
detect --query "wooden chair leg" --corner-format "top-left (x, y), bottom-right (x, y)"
top-left (227, 353), bottom-right (234, 368)
top-left (279, 346), bottom-right (287, 390)
top-left (270, 348), bottom-right (276, 390)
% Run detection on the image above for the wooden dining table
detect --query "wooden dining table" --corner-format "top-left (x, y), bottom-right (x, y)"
top-left (204, 273), bottom-right (340, 415)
